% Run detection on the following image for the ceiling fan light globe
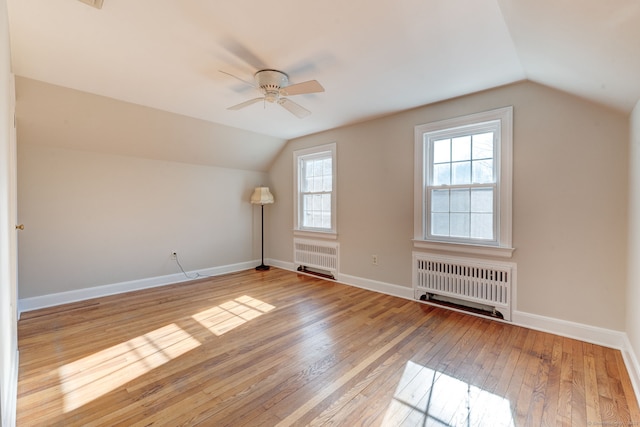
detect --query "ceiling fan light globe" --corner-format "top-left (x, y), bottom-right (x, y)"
top-left (264, 91), bottom-right (279, 103)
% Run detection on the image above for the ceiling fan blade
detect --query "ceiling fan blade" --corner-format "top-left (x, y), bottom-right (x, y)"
top-left (280, 80), bottom-right (324, 96)
top-left (219, 70), bottom-right (256, 89)
top-left (220, 38), bottom-right (269, 70)
top-left (77, 0), bottom-right (103, 8)
top-left (227, 97), bottom-right (264, 110)
top-left (278, 98), bottom-right (311, 118)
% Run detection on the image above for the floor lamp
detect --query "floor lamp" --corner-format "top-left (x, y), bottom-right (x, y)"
top-left (251, 187), bottom-right (274, 271)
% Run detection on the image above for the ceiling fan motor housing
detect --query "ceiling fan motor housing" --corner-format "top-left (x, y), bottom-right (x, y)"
top-left (256, 69), bottom-right (289, 103)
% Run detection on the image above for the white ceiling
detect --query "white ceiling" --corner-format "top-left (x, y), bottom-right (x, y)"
top-left (6, 0), bottom-right (640, 141)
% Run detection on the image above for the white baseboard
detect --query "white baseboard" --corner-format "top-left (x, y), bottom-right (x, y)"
top-left (18, 260), bottom-right (259, 315)
top-left (622, 335), bottom-right (640, 403)
top-left (512, 310), bottom-right (627, 349)
top-left (268, 259), bottom-right (414, 300)
top-left (268, 259), bottom-right (296, 271)
top-left (336, 273), bottom-right (414, 300)
top-left (275, 260), bottom-right (513, 320)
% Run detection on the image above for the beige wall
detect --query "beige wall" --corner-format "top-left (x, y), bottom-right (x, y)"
top-left (269, 81), bottom-right (629, 331)
top-left (18, 145), bottom-right (267, 298)
top-left (16, 80), bottom-right (274, 299)
top-left (628, 100), bottom-right (640, 360)
top-left (15, 77), bottom-right (286, 172)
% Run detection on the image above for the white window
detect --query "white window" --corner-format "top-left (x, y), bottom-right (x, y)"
top-left (414, 107), bottom-right (513, 257)
top-left (294, 143), bottom-right (337, 235)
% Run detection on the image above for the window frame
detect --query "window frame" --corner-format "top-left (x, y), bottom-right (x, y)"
top-left (293, 143), bottom-right (337, 238)
top-left (414, 107), bottom-right (514, 258)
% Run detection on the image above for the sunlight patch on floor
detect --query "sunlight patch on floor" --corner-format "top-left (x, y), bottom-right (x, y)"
top-left (191, 295), bottom-right (276, 336)
top-left (58, 323), bottom-right (200, 413)
top-left (382, 360), bottom-right (514, 426)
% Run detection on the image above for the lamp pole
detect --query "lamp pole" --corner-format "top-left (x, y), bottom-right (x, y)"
top-left (256, 203), bottom-right (269, 271)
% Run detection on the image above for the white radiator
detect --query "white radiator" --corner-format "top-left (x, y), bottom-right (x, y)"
top-left (294, 238), bottom-right (339, 278)
top-left (413, 253), bottom-right (514, 321)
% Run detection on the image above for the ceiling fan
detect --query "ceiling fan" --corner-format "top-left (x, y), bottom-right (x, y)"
top-left (222, 69), bottom-right (324, 118)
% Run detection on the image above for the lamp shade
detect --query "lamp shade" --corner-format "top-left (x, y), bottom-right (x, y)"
top-left (250, 187), bottom-right (274, 205)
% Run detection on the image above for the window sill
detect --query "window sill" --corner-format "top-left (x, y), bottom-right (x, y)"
top-left (294, 229), bottom-right (338, 240)
top-left (412, 239), bottom-right (515, 258)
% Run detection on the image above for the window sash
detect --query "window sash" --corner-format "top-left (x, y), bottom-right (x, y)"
top-left (424, 124), bottom-right (499, 244)
top-left (426, 184), bottom-right (498, 243)
top-left (301, 190), bottom-right (332, 230)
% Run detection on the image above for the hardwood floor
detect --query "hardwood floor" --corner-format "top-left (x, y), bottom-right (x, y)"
top-left (17, 268), bottom-right (640, 426)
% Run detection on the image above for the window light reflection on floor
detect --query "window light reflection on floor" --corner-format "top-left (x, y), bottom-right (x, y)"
top-left (57, 295), bottom-right (274, 413)
top-left (192, 295), bottom-right (276, 336)
top-left (58, 323), bottom-right (201, 413)
top-left (382, 360), bottom-right (515, 426)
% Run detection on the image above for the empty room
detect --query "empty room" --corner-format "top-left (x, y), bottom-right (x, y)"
top-left (2, 0), bottom-right (640, 426)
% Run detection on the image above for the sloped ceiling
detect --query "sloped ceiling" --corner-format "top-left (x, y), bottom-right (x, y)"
top-left (6, 0), bottom-right (640, 143)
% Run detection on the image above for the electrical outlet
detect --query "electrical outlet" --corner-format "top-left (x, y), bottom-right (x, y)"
top-left (372, 254), bottom-right (378, 265)
top-left (171, 251), bottom-right (177, 260)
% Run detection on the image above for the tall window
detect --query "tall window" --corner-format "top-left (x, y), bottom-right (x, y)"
top-left (414, 107), bottom-right (513, 256)
top-left (294, 143), bottom-right (336, 234)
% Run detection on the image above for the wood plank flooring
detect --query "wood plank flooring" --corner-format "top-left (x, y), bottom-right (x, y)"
top-left (16, 268), bottom-right (640, 426)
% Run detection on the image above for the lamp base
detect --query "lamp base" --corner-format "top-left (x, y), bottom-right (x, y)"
top-left (255, 264), bottom-right (270, 271)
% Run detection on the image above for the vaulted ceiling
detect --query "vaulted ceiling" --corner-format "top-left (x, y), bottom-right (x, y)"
top-left (7, 0), bottom-right (640, 141)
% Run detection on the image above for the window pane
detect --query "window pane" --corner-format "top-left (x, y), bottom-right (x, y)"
top-left (432, 213), bottom-right (449, 236)
top-left (472, 159), bottom-right (493, 184)
top-left (302, 163), bottom-right (311, 191)
top-left (304, 160), bottom-right (314, 178)
top-left (452, 136), bottom-right (471, 161)
top-left (322, 194), bottom-right (331, 211)
top-left (313, 160), bottom-right (323, 176)
top-left (472, 132), bottom-right (493, 159)
top-left (433, 139), bottom-right (450, 163)
top-left (323, 175), bottom-right (332, 192)
top-left (312, 176), bottom-right (322, 192)
top-left (322, 212), bottom-right (331, 228)
top-left (431, 189), bottom-right (449, 212)
top-left (313, 212), bottom-right (322, 228)
top-left (450, 213), bottom-right (470, 238)
top-left (303, 211), bottom-right (313, 228)
top-left (471, 188), bottom-right (493, 213)
top-left (452, 161), bottom-right (471, 185)
top-left (470, 213), bottom-right (493, 239)
top-left (313, 194), bottom-right (322, 210)
top-left (433, 163), bottom-right (450, 185)
top-left (450, 189), bottom-right (469, 212)
top-left (323, 158), bottom-right (332, 175)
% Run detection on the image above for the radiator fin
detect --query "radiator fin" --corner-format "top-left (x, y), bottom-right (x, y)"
top-left (413, 253), bottom-right (514, 321)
